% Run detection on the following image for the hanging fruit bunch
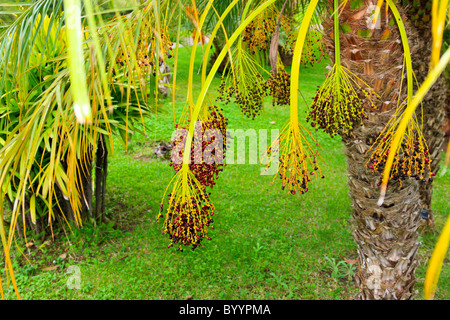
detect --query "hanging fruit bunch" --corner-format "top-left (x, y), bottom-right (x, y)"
top-left (217, 4), bottom-right (297, 119)
top-left (260, 0), bottom-right (326, 196)
top-left (242, 19), bottom-right (274, 53)
top-left (263, 123), bottom-right (324, 195)
top-left (284, 27), bottom-right (326, 67)
top-left (365, 101), bottom-right (434, 187)
top-left (241, 4), bottom-right (292, 54)
top-left (266, 61), bottom-right (291, 107)
top-left (307, 64), bottom-right (378, 137)
top-left (170, 105), bottom-right (229, 188)
top-left (307, 0), bottom-right (378, 138)
top-left (159, 104), bottom-right (227, 251)
top-left (265, 3), bottom-right (291, 108)
top-left (110, 5), bottom-right (174, 78)
top-left (157, 169), bottom-right (215, 251)
top-left (217, 48), bottom-right (268, 119)
top-left (302, 30), bottom-right (326, 67)
top-left (266, 70), bottom-right (290, 106)
top-left (157, 0), bottom-right (235, 252)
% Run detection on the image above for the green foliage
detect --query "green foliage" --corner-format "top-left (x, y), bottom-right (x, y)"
top-left (0, 0), bottom-right (448, 301)
top-left (0, 48), bottom-right (447, 300)
top-left (0, 0), bottom-right (160, 236)
top-left (349, 0), bottom-right (364, 10)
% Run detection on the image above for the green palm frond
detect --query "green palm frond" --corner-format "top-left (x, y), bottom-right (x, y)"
top-left (0, 0), bottom-right (177, 297)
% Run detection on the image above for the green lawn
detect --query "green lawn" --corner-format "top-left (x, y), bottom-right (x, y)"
top-left (2, 46), bottom-right (449, 300)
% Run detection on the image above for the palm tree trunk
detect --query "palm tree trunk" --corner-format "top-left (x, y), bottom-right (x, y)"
top-left (57, 147), bottom-right (94, 225)
top-left (344, 117), bottom-right (424, 299)
top-left (95, 134), bottom-right (108, 222)
top-left (403, 0), bottom-right (448, 231)
top-left (322, 0), bottom-right (429, 299)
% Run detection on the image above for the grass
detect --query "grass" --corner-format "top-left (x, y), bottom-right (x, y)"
top-left (1, 45), bottom-right (449, 300)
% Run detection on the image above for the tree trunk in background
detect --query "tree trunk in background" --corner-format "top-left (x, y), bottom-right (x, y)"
top-left (95, 135), bottom-right (108, 223)
top-left (6, 147), bottom-right (94, 239)
top-left (79, 147), bottom-right (94, 220)
top-left (445, 92), bottom-right (450, 150)
top-left (403, 0), bottom-right (448, 231)
top-left (57, 148), bottom-right (94, 225)
top-left (344, 114), bottom-right (424, 300)
top-left (7, 197), bottom-right (44, 240)
top-left (322, 0), bottom-right (427, 299)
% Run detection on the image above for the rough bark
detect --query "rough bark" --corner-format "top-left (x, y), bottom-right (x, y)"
top-left (269, 0), bottom-right (289, 76)
top-left (79, 148), bottom-right (94, 220)
top-left (344, 112), bottom-right (425, 300)
top-left (322, 0), bottom-right (428, 299)
top-left (403, 0), bottom-right (448, 230)
top-left (95, 135), bottom-right (108, 222)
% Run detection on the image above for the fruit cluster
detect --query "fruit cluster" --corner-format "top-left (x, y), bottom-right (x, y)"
top-left (160, 106), bottom-right (228, 251)
top-left (241, 8), bottom-right (292, 54)
top-left (303, 32), bottom-right (326, 66)
top-left (366, 127), bottom-right (434, 187)
top-left (277, 152), bottom-right (323, 195)
top-left (217, 74), bottom-right (267, 119)
top-left (263, 124), bottom-right (323, 195)
top-left (170, 106), bottom-right (229, 188)
top-left (242, 20), bottom-right (275, 53)
top-left (266, 71), bottom-right (291, 106)
top-left (112, 12), bottom-right (174, 77)
top-left (157, 170), bottom-right (215, 251)
top-left (285, 30), bottom-right (326, 67)
top-left (307, 65), bottom-right (376, 137)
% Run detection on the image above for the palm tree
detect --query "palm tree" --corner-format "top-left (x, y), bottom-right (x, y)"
top-left (316, 0), bottom-right (443, 299)
top-left (0, 0), bottom-right (447, 300)
top-left (163, 0), bottom-right (437, 299)
top-left (401, 0), bottom-right (448, 230)
top-left (0, 0), bottom-right (163, 296)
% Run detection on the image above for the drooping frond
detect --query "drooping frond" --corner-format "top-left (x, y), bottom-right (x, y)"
top-left (263, 0), bottom-right (324, 195)
top-left (0, 0), bottom-right (173, 297)
top-left (159, 0), bottom-right (279, 250)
